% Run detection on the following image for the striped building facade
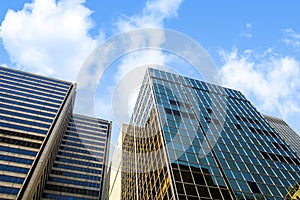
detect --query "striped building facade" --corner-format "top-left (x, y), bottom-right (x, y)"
top-left (42, 114), bottom-right (111, 199)
top-left (0, 66), bottom-right (111, 200)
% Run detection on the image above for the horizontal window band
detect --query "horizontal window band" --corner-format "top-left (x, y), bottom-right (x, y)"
top-left (53, 162), bottom-right (102, 174)
top-left (0, 103), bottom-right (55, 118)
top-left (0, 92), bottom-right (60, 108)
top-left (0, 122), bottom-right (48, 135)
top-left (0, 164), bottom-right (29, 174)
top-left (0, 155), bottom-right (33, 165)
top-left (0, 82), bottom-right (65, 100)
top-left (0, 78), bottom-right (67, 96)
top-left (0, 186), bottom-right (20, 195)
top-left (0, 145), bottom-right (38, 156)
top-left (0, 98), bottom-right (58, 114)
top-left (0, 129), bottom-right (44, 141)
top-left (45, 183), bottom-right (99, 196)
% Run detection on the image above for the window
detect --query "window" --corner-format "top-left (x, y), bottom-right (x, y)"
top-left (247, 181), bottom-right (261, 194)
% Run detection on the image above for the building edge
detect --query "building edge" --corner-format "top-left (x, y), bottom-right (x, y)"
top-left (16, 84), bottom-right (76, 199)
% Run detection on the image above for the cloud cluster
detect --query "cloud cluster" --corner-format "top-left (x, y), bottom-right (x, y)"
top-left (93, 0), bottom-right (184, 124)
top-left (283, 29), bottom-right (300, 47)
top-left (114, 0), bottom-right (183, 77)
top-left (0, 0), bottom-right (100, 81)
top-left (116, 0), bottom-right (183, 32)
top-left (220, 48), bottom-right (300, 117)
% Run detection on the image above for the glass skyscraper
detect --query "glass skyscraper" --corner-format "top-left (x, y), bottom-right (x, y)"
top-left (121, 68), bottom-right (300, 200)
top-left (42, 114), bottom-right (111, 199)
top-left (264, 115), bottom-right (300, 158)
top-left (0, 66), bottom-right (111, 200)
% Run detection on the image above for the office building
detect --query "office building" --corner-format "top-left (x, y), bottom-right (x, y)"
top-left (42, 114), bottom-right (111, 199)
top-left (0, 66), bottom-right (111, 200)
top-left (121, 68), bottom-right (300, 200)
top-left (264, 115), bottom-right (300, 158)
top-left (0, 66), bottom-right (75, 199)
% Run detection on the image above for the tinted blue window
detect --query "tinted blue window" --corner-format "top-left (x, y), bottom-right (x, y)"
top-left (60, 146), bottom-right (104, 157)
top-left (0, 98), bottom-right (58, 113)
top-left (0, 92), bottom-right (60, 108)
top-left (0, 83), bottom-right (64, 100)
top-left (56, 157), bottom-right (102, 168)
top-left (67, 127), bottom-right (107, 137)
top-left (0, 103), bottom-right (55, 118)
top-left (0, 78), bottom-right (66, 96)
top-left (0, 186), bottom-right (19, 195)
top-left (63, 136), bottom-right (105, 146)
top-left (69, 123), bottom-right (107, 132)
top-left (0, 86), bottom-right (62, 104)
top-left (48, 177), bottom-right (100, 188)
top-left (0, 116), bottom-right (50, 129)
top-left (43, 193), bottom-right (87, 200)
top-left (72, 116), bottom-right (109, 125)
top-left (0, 122), bottom-right (47, 134)
top-left (0, 155), bottom-right (33, 164)
top-left (52, 169), bottom-right (100, 181)
top-left (61, 141), bottom-right (104, 151)
top-left (0, 175), bottom-right (24, 184)
top-left (53, 163), bottom-right (101, 174)
top-left (0, 146), bottom-right (37, 156)
top-left (0, 74), bottom-right (69, 93)
top-left (58, 151), bottom-right (100, 162)
top-left (70, 119), bottom-right (108, 129)
top-left (0, 164), bottom-right (29, 174)
top-left (65, 132), bottom-right (106, 142)
top-left (0, 109), bottom-right (53, 123)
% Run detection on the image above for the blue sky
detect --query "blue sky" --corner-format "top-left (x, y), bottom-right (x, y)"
top-left (1, 0), bottom-right (300, 144)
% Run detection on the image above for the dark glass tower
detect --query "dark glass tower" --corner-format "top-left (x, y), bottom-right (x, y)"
top-left (264, 115), bottom-right (300, 158)
top-left (42, 114), bottom-right (111, 199)
top-left (122, 68), bottom-right (300, 200)
top-left (0, 66), bottom-right (111, 200)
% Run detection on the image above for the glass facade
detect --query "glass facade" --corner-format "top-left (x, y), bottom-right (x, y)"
top-left (122, 68), bottom-right (300, 200)
top-left (42, 114), bottom-right (111, 200)
top-left (264, 115), bottom-right (300, 158)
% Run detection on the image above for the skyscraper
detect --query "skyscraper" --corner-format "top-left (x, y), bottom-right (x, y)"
top-left (0, 66), bottom-right (75, 199)
top-left (264, 115), bottom-right (300, 158)
top-left (0, 66), bottom-right (111, 200)
top-left (42, 114), bottom-right (111, 200)
top-left (121, 68), bottom-right (300, 200)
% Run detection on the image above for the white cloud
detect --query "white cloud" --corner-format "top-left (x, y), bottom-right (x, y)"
top-left (220, 48), bottom-right (300, 117)
top-left (114, 0), bottom-right (184, 83)
top-left (0, 63), bottom-right (8, 68)
top-left (112, 0), bottom-right (184, 79)
top-left (283, 28), bottom-right (300, 47)
top-left (240, 22), bottom-right (252, 38)
top-left (94, 0), bottom-right (183, 120)
top-left (0, 0), bottom-right (102, 81)
top-left (116, 0), bottom-right (183, 32)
